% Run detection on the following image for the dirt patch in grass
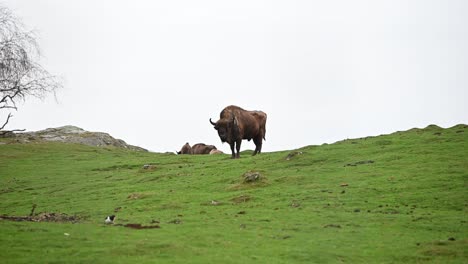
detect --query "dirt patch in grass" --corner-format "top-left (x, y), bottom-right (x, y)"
top-left (0, 212), bottom-right (82, 223)
top-left (419, 239), bottom-right (467, 257)
top-left (323, 224), bottom-right (341, 228)
top-left (93, 164), bottom-right (140, 172)
top-left (344, 160), bottom-right (375, 167)
top-left (123, 223), bottom-right (160, 229)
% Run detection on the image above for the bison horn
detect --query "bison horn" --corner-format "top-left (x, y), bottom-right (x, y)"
top-left (209, 118), bottom-right (216, 126)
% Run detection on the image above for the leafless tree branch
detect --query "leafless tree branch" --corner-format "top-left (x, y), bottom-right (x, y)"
top-left (0, 112), bottom-right (12, 130)
top-left (0, 4), bottom-right (62, 131)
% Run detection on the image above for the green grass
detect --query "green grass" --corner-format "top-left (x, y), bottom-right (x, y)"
top-left (0, 124), bottom-right (467, 263)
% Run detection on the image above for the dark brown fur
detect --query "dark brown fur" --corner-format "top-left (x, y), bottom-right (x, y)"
top-left (210, 105), bottom-right (267, 159)
top-left (177, 142), bottom-right (192, 154)
top-left (177, 143), bottom-right (217, 155)
top-left (191, 143), bottom-right (217, 154)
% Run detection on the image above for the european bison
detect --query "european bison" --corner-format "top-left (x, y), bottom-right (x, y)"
top-left (191, 143), bottom-right (217, 154)
top-left (177, 143), bottom-right (217, 155)
top-left (210, 105), bottom-right (267, 159)
top-left (177, 142), bottom-right (192, 154)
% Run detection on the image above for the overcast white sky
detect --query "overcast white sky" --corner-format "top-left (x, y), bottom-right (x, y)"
top-left (2, 0), bottom-right (467, 153)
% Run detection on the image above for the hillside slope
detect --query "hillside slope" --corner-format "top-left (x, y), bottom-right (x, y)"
top-left (0, 124), bottom-right (467, 263)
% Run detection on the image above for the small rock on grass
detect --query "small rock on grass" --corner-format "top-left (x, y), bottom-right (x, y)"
top-left (243, 171), bottom-right (262, 183)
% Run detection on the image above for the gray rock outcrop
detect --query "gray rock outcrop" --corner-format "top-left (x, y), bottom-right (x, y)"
top-left (5, 125), bottom-right (147, 151)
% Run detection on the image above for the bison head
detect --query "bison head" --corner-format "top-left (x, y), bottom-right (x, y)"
top-left (177, 142), bottom-right (192, 154)
top-left (210, 116), bottom-right (237, 143)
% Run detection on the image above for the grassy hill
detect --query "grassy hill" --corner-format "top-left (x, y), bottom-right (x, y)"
top-left (0, 124), bottom-right (467, 263)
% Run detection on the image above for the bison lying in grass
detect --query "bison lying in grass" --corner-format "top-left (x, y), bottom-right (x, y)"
top-left (177, 143), bottom-right (220, 155)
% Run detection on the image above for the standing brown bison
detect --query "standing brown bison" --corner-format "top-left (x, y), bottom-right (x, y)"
top-left (210, 105), bottom-right (267, 159)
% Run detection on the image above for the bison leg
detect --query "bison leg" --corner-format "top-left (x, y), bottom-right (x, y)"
top-left (253, 137), bottom-right (262, 156)
top-left (229, 142), bottom-right (236, 159)
top-left (235, 139), bottom-right (242, 159)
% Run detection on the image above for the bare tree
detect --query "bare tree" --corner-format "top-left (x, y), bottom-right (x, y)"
top-left (0, 5), bottom-right (62, 132)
